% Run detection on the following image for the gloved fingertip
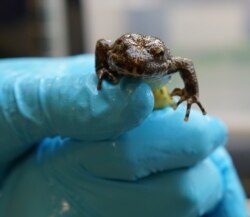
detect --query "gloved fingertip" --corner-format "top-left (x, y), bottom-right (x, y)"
top-left (121, 78), bottom-right (154, 127)
top-left (53, 75), bottom-right (154, 140)
top-left (204, 116), bottom-right (228, 150)
top-left (160, 107), bottom-right (229, 161)
top-left (179, 107), bottom-right (228, 149)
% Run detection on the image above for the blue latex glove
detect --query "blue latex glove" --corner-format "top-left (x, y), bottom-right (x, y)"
top-left (0, 55), bottom-right (248, 217)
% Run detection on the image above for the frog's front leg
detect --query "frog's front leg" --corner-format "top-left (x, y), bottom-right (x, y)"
top-left (96, 68), bottom-right (120, 90)
top-left (95, 39), bottom-right (120, 90)
top-left (168, 57), bottom-right (206, 121)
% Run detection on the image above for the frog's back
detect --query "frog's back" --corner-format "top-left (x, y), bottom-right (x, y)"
top-left (115, 33), bottom-right (169, 59)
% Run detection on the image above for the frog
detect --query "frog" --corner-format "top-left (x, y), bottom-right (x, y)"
top-left (95, 33), bottom-right (206, 121)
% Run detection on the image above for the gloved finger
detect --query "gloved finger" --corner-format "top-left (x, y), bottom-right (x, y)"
top-left (203, 147), bottom-right (249, 217)
top-left (0, 139), bottom-right (223, 217)
top-left (0, 55), bottom-right (153, 169)
top-left (69, 106), bottom-right (227, 180)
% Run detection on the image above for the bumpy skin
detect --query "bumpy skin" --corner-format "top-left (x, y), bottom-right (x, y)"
top-left (95, 33), bottom-right (206, 121)
top-left (0, 55), bottom-right (248, 217)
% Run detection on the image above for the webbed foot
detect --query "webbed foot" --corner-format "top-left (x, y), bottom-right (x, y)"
top-left (171, 88), bottom-right (207, 121)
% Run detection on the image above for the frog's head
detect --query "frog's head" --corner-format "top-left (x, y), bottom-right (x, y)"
top-left (107, 33), bottom-right (172, 78)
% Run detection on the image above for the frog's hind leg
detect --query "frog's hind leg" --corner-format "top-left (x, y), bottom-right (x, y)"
top-left (97, 68), bottom-right (121, 90)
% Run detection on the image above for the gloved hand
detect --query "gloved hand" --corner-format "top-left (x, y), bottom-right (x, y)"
top-left (0, 55), bottom-right (248, 217)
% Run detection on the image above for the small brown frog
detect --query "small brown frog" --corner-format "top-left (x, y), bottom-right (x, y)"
top-left (95, 33), bottom-right (206, 121)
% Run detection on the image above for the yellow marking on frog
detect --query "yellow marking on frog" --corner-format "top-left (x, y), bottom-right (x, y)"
top-left (153, 85), bottom-right (176, 110)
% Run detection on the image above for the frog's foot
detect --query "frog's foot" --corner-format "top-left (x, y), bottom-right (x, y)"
top-left (97, 68), bottom-right (120, 90)
top-left (171, 88), bottom-right (207, 121)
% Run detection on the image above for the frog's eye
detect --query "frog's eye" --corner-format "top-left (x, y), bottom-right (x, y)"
top-left (150, 47), bottom-right (165, 56)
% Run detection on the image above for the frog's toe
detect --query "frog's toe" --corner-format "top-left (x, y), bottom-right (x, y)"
top-left (195, 100), bottom-right (207, 116)
top-left (176, 97), bottom-right (186, 108)
top-left (184, 97), bottom-right (207, 122)
top-left (170, 88), bottom-right (183, 97)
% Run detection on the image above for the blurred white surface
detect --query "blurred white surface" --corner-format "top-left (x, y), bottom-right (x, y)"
top-left (81, 0), bottom-right (249, 52)
top-left (169, 2), bottom-right (247, 50)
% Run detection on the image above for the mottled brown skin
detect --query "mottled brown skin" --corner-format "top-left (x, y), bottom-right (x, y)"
top-left (95, 33), bottom-right (206, 121)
